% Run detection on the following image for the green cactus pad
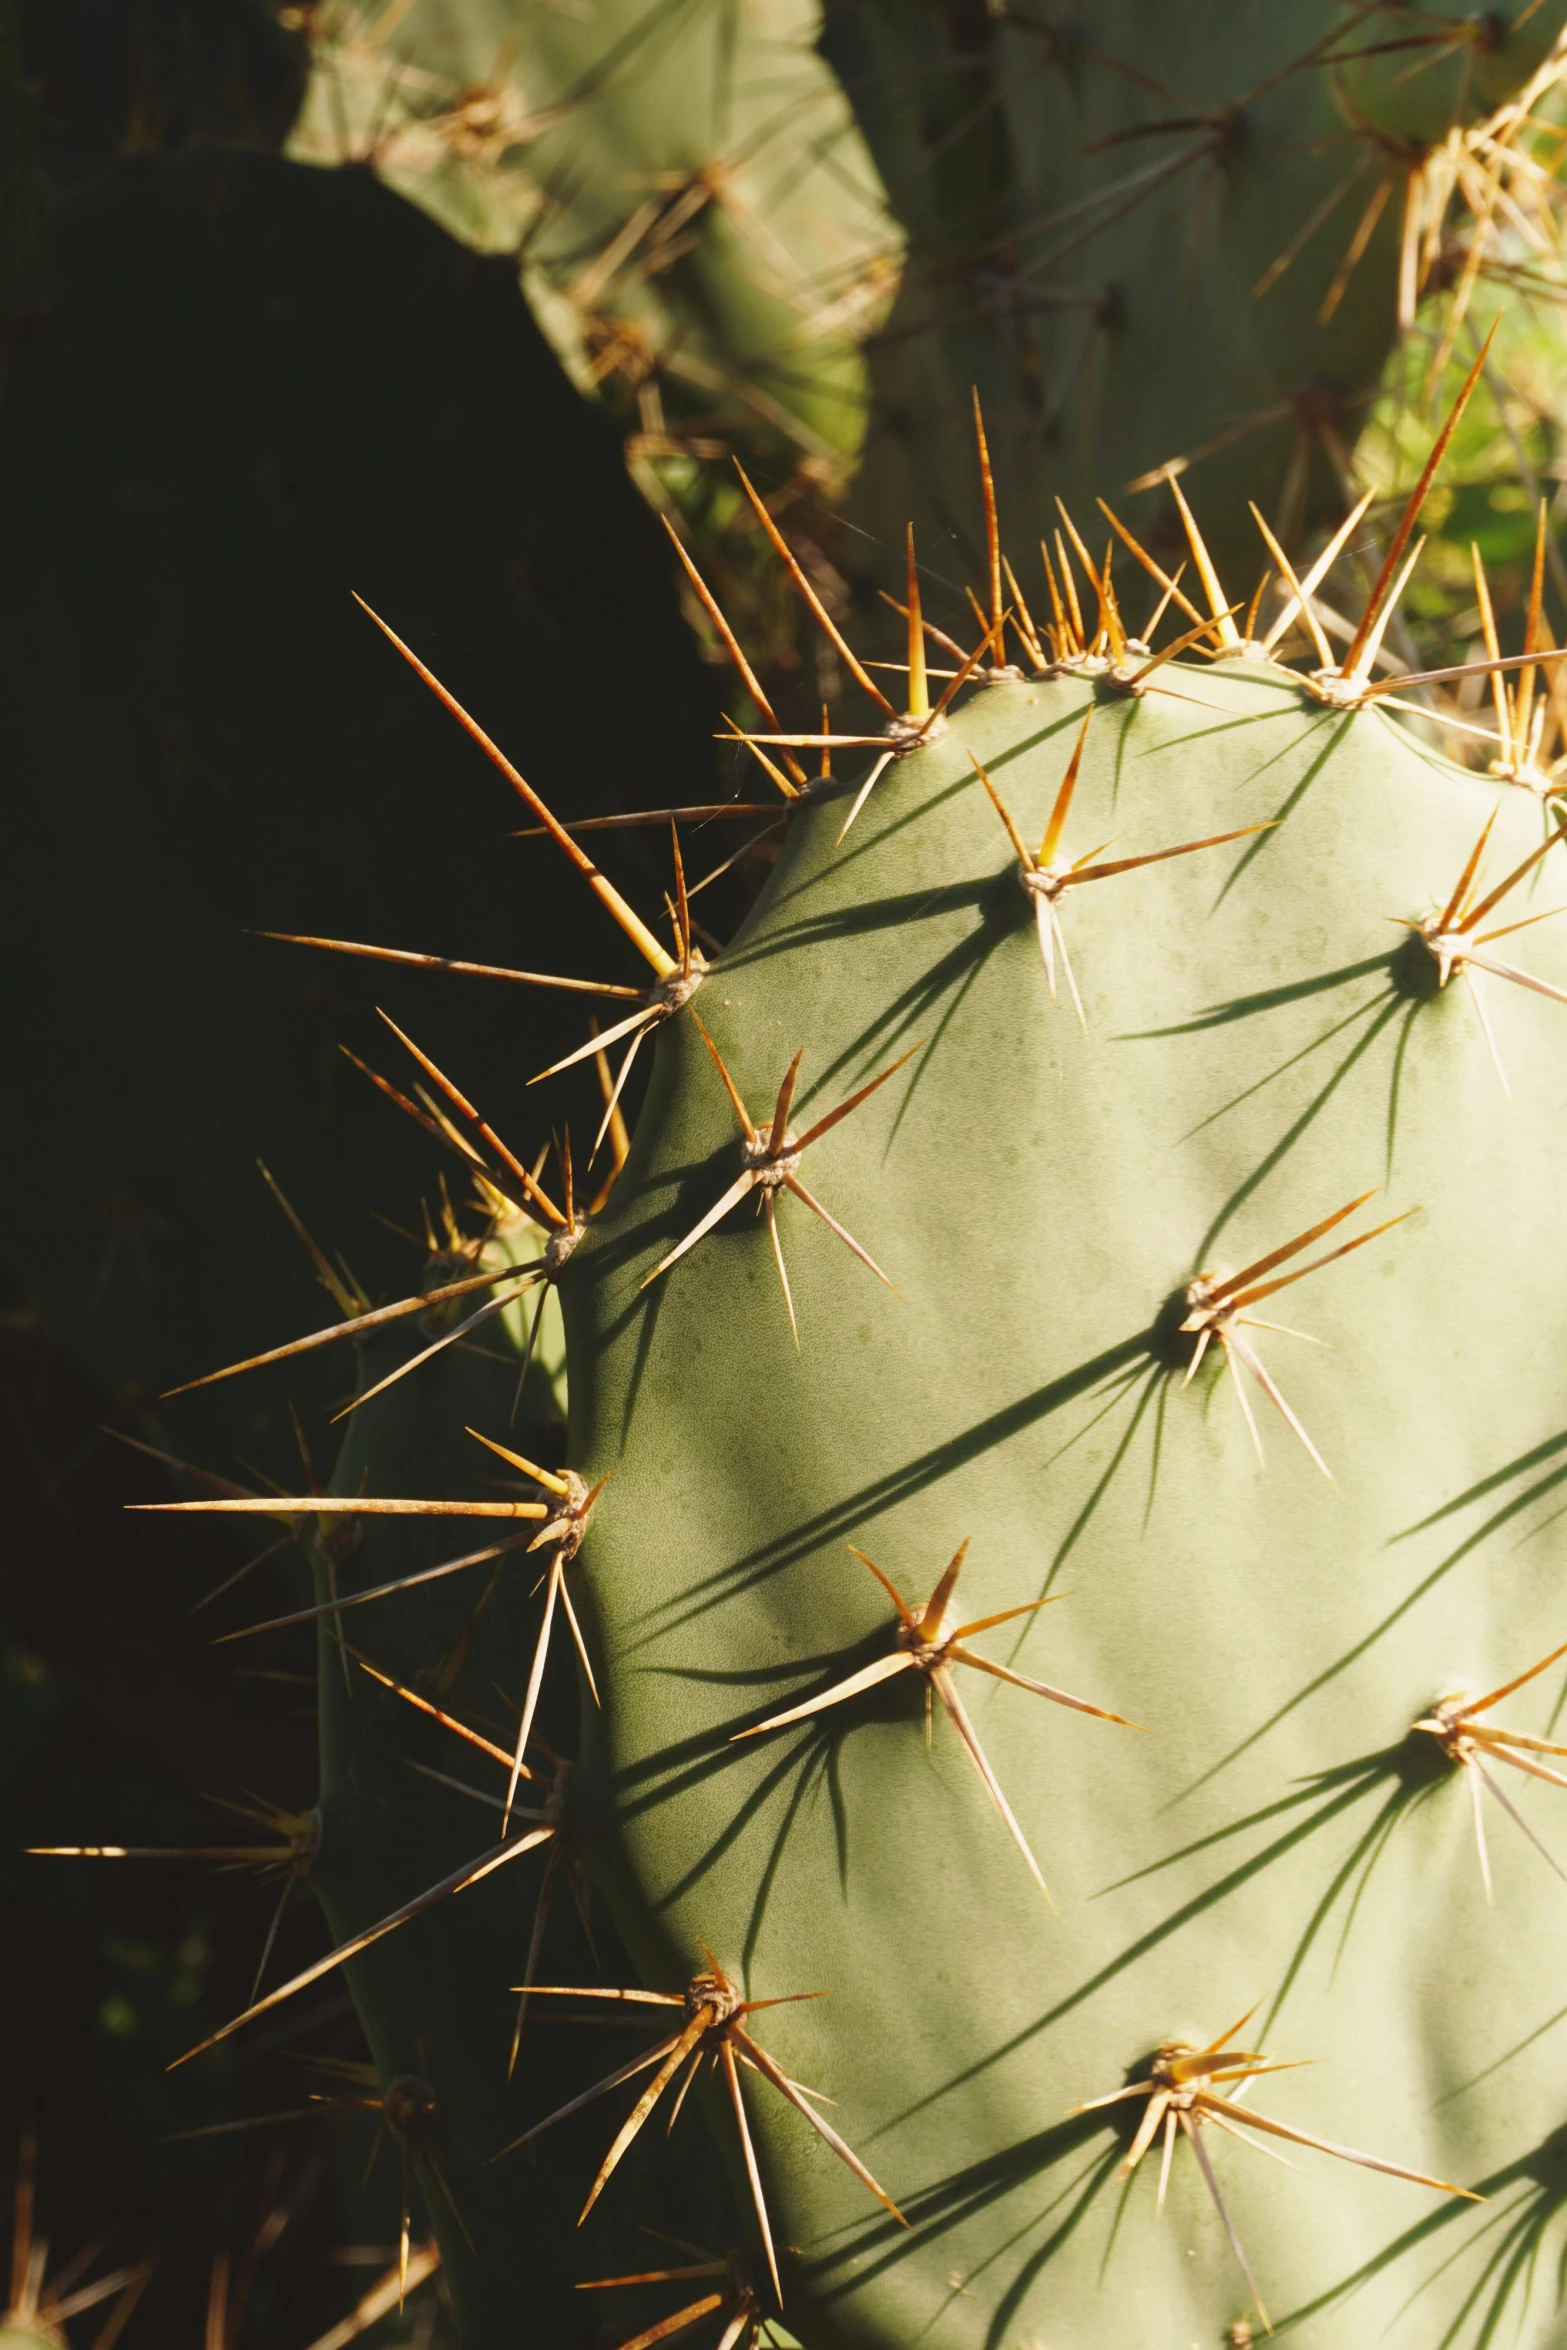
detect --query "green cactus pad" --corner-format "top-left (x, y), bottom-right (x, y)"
top-left (287, 0), bottom-right (893, 480)
top-left (558, 657), bottom-right (1567, 2344)
top-left (825, 0), bottom-right (1567, 603)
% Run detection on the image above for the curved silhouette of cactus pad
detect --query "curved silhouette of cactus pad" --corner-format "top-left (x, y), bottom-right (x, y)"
top-left (124, 373), bottom-right (1567, 2345)
top-left (556, 496), bottom-right (1567, 2340)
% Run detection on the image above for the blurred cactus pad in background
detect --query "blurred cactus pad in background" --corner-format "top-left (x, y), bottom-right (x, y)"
top-left (15, 4), bottom-right (1567, 2348)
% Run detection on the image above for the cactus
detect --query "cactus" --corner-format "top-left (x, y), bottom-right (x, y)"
top-left (286, 2), bottom-right (1567, 634)
top-left (278, 0), bottom-right (1567, 713)
top-left (286, 0), bottom-right (895, 497)
top-left (118, 343), bottom-right (1567, 2350)
top-left (824, 0), bottom-right (1567, 600)
top-left (543, 468), bottom-right (1567, 2345)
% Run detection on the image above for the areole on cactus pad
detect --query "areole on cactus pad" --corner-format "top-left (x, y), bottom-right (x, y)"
top-left (95, 355), bottom-right (1567, 2349)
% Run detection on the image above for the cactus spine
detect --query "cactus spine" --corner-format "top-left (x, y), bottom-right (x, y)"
top-left (110, 343), bottom-right (1567, 2348)
top-left (825, 0), bottom-right (1567, 602)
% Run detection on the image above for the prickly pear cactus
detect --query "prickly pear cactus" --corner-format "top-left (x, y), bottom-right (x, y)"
top-left (550, 604), bottom-right (1567, 2340)
top-left (137, 392), bottom-right (1567, 2350)
top-left (825, 0), bottom-right (1567, 595)
top-left (287, 0), bottom-right (894, 489)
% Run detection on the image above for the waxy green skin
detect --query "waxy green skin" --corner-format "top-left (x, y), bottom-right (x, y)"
top-left (561, 663), bottom-right (1567, 2345)
top-left (823, 0), bottom-right (1567, 603)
